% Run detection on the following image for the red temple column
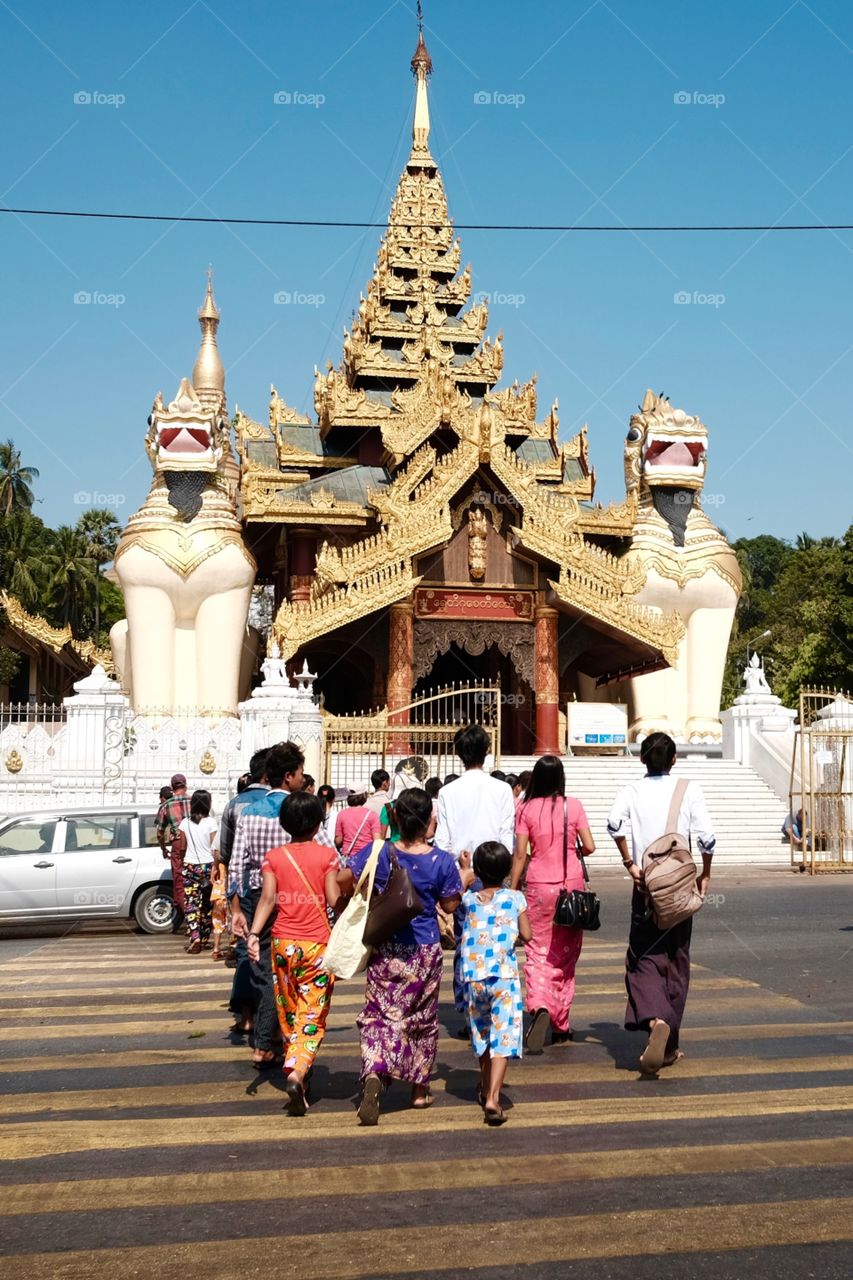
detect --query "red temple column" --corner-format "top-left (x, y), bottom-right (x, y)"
top-left (387, 601), bottom-right (414, 754)
top-left (534, 605), bottom-right (561, 755)
top-left (289, 530), bottom-right (316, 603)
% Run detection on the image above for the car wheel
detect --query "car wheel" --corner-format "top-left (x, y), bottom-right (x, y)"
top-left (133, 885), bottom-right (178, 934)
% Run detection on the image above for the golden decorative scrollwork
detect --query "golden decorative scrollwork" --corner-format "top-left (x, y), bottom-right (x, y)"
top-left (1, 591), bottom-right (72, 654)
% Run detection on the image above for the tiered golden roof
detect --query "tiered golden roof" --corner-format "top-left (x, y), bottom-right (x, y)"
top-left (231, 32), bottom-right (685, 672)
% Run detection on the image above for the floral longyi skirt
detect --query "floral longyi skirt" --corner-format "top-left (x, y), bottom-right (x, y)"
top-left (357, 940), bottom-right (443, 1086)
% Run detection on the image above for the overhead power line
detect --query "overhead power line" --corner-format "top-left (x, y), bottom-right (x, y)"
top-left (2, 205), bottom-right (853, 232)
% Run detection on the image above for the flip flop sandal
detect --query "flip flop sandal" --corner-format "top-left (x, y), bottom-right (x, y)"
top-left (228, 1023), bottom-right (251, 1037)
top-left (411, 1091), bottom-right (434, 1110)
top-left (285, 1079), bottom-right (309, 1116)
top-left (639, 1020), bottom-right (670, 1075)
top-left (484, 1106), bottom-right (507, 1126)
top-left (184, 941), bottom-right (202, 955)
top-left (525, 1008), bottom-right (550, 1056)
top-left (358, 1074), bottom-right (382, 1126)
top-left (662, 1049), bottom-right (685, 1068)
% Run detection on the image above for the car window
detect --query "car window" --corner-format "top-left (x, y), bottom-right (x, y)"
top-left (63, 814), bottom-right (133, 853)
top-left (0, 819), bottom-right (57, 856)
top-left (141, 815), bottom-right (160, 848)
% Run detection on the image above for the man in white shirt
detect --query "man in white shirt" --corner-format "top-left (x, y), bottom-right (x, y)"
top-left (435, 724), bottom-right (516, 1026)
top-left (608, 732), bottom-right (715, 1074)
top-left (434, 727), bottom-right (515, 861)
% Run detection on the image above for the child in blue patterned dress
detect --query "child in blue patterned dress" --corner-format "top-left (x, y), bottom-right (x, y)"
top-left (460, 841), bottom-right (531, 1125)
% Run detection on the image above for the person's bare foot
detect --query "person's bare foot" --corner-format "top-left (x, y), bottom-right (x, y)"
top-left (639, 1019), bottom-right (670, 1075)
top-left (252, 1049), bottom-right (279, 1069)
top-left (662, 1049), bottom-right (685, 1068)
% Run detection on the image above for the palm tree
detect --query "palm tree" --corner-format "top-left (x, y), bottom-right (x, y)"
top-left (0, 440), bottom-right (39, 515)
top-left (76, 508), bottom-right (122, 639)
top-left (0, 511), bottom-right (46, 610)
top-left (43, 525), bottom-right (97, 633)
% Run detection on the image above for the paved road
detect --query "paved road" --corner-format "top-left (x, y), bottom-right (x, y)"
top-left (0, 870), bottom-right (851, 1278)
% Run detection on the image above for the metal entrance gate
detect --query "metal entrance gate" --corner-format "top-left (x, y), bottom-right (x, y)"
top-left (323, 683), bottom-right (502, 790)
top-left (789, 687), bottom-right (853, 873)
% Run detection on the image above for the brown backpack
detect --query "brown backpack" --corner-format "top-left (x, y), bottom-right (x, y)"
top-left (642, 778), bottom-right (704, 930)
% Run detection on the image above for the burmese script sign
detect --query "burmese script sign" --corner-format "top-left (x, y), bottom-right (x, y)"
top-left (567, 702), bottom-right (629, 750)
top-left (414, 589), bottom-right (535, 622)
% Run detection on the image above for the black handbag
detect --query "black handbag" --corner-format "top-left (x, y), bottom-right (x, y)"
top-left (553, 800), bottom-right (601, 931)
top-left (362, 844), bottom-right (425, 947)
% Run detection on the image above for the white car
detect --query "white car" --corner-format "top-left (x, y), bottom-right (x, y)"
top-left (0, 806), bottom-right (178, 933)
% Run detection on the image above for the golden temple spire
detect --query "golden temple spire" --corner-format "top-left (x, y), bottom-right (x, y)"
top-left (410, 2), bottom-right (433, 160)
top-left (193, 268), bottom-right (225, 410)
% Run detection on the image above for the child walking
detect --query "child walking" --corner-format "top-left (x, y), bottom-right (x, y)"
top-left (209, 859), bottom-right (231, 961)
top-left (247, 792), bottom-right (341, 1116)
top-left (460, 841), bottom-right (531, 1126)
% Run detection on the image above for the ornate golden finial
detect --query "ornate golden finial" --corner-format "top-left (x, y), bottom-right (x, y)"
top-left (410, 2), bottom-right (433, 156)
top-left (193, 270), bottom-right (225, 404)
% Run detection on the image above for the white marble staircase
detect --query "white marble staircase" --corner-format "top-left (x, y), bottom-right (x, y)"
top-left (500, 756), bottom-right (790, 867)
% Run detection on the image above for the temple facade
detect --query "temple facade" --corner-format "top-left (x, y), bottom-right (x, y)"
top-left (110, 30), bottom-right (740, 748)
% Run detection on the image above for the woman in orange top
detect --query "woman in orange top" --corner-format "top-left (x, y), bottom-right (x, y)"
top-left (247, 792), bottom-right (342, 1116)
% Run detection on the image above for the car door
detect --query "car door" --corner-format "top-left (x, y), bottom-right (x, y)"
top-left (135, 812), bottom-right (173, 888)
top-left (0, 817), bottom-right (60, 919)
top-left (54, 812), bottom-right (138, 915)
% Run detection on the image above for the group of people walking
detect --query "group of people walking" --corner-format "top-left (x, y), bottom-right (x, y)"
top-left (156, 725), bottom-right (716, 1124)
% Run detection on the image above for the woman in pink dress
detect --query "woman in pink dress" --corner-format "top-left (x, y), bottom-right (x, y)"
top-left (511, 755), bottom-right (595, 1053)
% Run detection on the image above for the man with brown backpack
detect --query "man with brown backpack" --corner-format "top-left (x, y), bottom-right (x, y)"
top-left (607, 733), bottom-right (715, 1075)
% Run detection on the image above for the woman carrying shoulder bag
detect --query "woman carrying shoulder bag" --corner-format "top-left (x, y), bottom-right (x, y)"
top-left (511, 755), bottom-right (595, 1053)
top-left (338, 787), bottom-right (462, 1126)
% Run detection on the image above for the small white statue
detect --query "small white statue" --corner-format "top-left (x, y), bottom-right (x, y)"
top-left (743, 652), bottom-right (771, 694)
top-left (261, 638), bottom-right (288, 686)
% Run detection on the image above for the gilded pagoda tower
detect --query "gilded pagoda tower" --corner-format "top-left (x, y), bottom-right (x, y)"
top-left (236, 32), bottom-right (737, 750)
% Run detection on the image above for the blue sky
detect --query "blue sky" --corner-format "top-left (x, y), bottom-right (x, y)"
top-left (1, 0), bottom-right (852, 540)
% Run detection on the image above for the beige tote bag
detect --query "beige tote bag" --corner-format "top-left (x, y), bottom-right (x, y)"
top-left (322, 839), bottom-right (382, 979)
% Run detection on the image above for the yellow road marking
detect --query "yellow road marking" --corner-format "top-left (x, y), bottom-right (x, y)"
top-left (2, 975), bottom-right (762, 1021)
top-left (1, 1197), bottom-right (851, 1277)
top-left (0, 991), bottom-right (802, 1042)
top-left (1, 1137), bottom-right (850, 1215)
top-left (0, 1029), bottom-right (851, 1073)
top-left (1, 1086), bottom-right (850, 1159)
top-left (1, 1055), bottom-right (851, 1116)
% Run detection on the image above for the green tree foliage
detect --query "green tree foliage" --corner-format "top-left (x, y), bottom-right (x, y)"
top-left (0, 441), bottom-right (126, 643)
top-left (75, 508), bottom-right (122, 639)
top-left (0, 440), bottom-right (39, 515)
top-left (723, 527), bottom-right (853, 708)
top-left (0, 511), bottom-right (53, 611)
top-left (42, 525), bottom-right (97, 633)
